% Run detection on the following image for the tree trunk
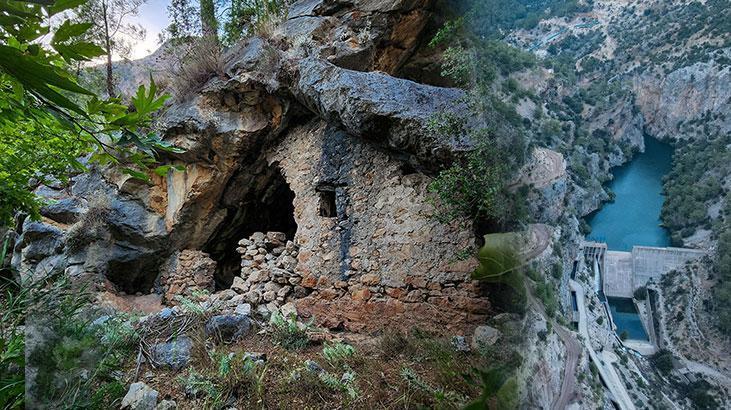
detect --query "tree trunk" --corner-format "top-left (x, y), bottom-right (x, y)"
top-left (200, 0), bottom-right (218, 42)
top-left (102, 1), bottom-right (115, 97)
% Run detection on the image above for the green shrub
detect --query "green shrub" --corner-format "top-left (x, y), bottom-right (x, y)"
top-left (321, 342), bottom-right (356, 367)
top-left (651, 349), bottom-right (674, 375)
top-left (633, 286), bottom-right (647, 301)
top-left (270, 312), bottom-right (311, 351)
top-left (222, 0), bottom-right (289, 44)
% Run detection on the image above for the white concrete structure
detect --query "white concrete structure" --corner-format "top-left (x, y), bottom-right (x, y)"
top-left (584, 243), bottom-right (706, 298)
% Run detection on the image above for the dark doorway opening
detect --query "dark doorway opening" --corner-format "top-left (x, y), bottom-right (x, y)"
top-left (204, 164), bottom-right (297, 289)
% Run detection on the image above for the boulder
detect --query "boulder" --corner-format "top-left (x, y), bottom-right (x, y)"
top-left (205, 314), bottom-right (251, 343)
top-left (471, 325), bottom-right (501, 350)
top-left (121, 382), bottom-right (158, 410)
top-left (40, 198), bottom-right (85, 224)
top-left (150, 336), bottom-right (193, 370)
top-left (293, 58), bottom-right (467, 169)
top-left (156, 400), bottom-right (177, 410)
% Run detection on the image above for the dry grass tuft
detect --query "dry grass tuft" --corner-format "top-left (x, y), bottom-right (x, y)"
top-left (169, 38), bottom-right (225, 101)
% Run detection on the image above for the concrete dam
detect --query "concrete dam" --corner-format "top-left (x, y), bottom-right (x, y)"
top-left (583, 242), bottom-right (706, 298)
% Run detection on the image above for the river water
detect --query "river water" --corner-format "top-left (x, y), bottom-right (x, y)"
top-left (587, 137), bottom-right (673, 251)
top-left (588, 136), bottom-right (673, 341)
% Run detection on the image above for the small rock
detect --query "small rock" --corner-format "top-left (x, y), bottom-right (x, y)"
top-left (471, 325), bottom-right (501, 350)
top-left (151, 336), bottom-right (193, 370)
top-left (156, 400), bottom-right (177, 410)
top-left (451, 336), bottom-right (470, 352)
top-left (245, 289), bottom-right (262, 304)
top-left (158, 308), bottom-right (174, 319)
top-left (234, 303), bottom-right (252, 316)
top-left (218, 289), bottom-right (236, 301)
top-left (231, 276), bottom-right (248, 294)
top-left (251, 232), bottom-right (265, 243)
top-left (304, 359), bottom-right (324, 374)
top-left (205, 315), bottom-right (251, 343)
top-left (262, 290), bottom-right (277, 302)
top-left (280, 302), bottom-right (297, 319)
top-left (360, 274), bottom-right (380, 286)
top-left (121, 382), bottom-right (158, 410)
top-left (255, 304), bottom-right (272, 320)
top-left (243, 351), bottom-right (266, 365)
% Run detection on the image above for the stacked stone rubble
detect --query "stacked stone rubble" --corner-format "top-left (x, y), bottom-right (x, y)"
top-left (232, 232), bottom-right (308, 313)
top-left (159, 250), bottom-right (216, 304)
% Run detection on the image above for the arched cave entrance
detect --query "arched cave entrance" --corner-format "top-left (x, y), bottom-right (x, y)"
top-left (204, 163), bottom-right (297, 289)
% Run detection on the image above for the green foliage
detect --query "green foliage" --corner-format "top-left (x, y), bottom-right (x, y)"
top-left (2, 272), bottom-right (138, 409)
top-left (712, 201), bottom-right (731, 334)
top-left (466, 0), bottom-right (590, 39)
top-left (427, 10), bottom-right (538, 233)
top-left (428, 137), bottom-right (519, 229)
top-left (534, 279), bottom-right (558, 318)
top-left (317, 368), bottom-right (360, 402)
top-left (401, 366), bottom-right (465, 408)
top-left (178, 368), bottom-right (223, 405)
top-left (651, 349), bottom-right (674, 375)
top-left (662, 134), bottom-right (730, 238)
top-left (633, 286), bottom-right (647, 301)
top-left (0, 282), bottom-right (24, 409)
top-left (179, 350), bottom-right (269, 408)
top-left (321, 342), bottom-right (356, 367)
top-left (473, 233), bottom-right (525, 279)
top-left (270, 312), bottom-right (311, 351)
top-left (222, 0), bottom-right (289, 44)
top-left (0, 0), bottom-right (175, 226)
top-left (464, 366), bottom-right (519, 410)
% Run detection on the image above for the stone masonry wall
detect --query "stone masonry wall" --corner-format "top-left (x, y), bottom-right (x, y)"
top-left (159, 250), bottom-right (216, 304)
top-left (246, 120), bottom-right (490, 333)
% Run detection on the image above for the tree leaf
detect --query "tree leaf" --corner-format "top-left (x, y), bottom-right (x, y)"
top-left (52, 21), bottom-right (92, 44)
top-left (121, 167), bottom-right (151, 182)
top-left (48, 0), bottom-right (88, 16)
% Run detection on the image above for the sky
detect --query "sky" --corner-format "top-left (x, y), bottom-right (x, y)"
top-left (127, 0), bottom-right (171, 59)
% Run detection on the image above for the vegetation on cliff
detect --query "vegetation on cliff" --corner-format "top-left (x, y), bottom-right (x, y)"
top-left (0, 1), bottom-right (175, 226)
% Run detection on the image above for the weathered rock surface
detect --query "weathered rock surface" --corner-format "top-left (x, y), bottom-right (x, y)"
top-left (121, 382), bottom-right (159, 410)
top-left (634, 63), bottom-right (731, 141)
top-left (471, 325), bottom-right (501, 350)
top-left (150, 336), bottom-right (194, 370)
top-left (205, 314), bottom-right (251, 343)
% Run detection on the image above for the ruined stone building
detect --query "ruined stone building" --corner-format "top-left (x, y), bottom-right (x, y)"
top-left (11, 0), bottom-right (490, 333)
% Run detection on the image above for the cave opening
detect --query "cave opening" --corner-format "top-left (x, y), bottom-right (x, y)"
top-left (205, 164), bottom-right (297, 289)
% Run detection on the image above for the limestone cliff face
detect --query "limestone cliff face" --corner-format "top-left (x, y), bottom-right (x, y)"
top-left (633, 62), bottom-right (731, 141)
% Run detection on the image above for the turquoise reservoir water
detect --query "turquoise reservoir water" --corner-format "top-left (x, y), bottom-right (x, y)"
top-left (607, 297), bottom-right (649, 340)
top-left (587, 137), bottom-right (673, 251)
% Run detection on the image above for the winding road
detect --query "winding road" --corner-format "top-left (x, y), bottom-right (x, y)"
top-left (551, 324), bottom-right (581, 410)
